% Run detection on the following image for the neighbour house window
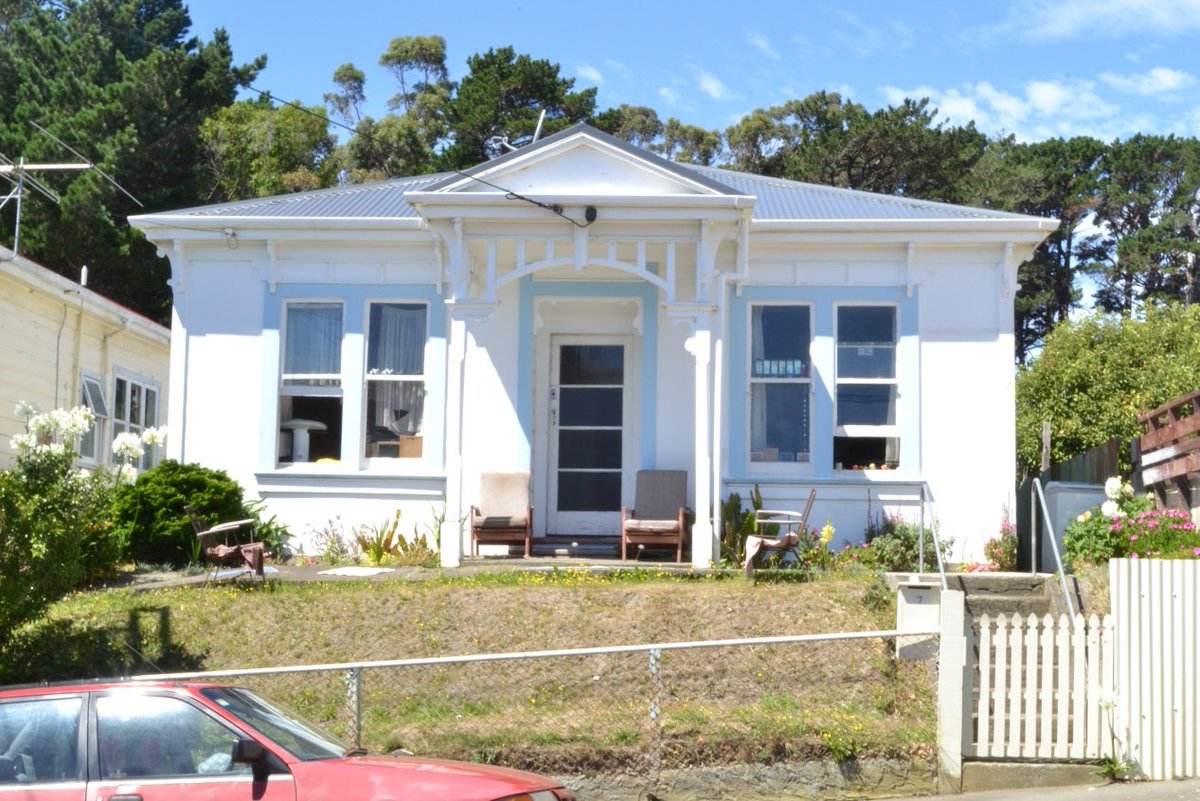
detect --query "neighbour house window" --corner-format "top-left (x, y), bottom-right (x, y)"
top-left (280, 302), bottom-right (343, 463)
top-left (834, 305), bottom-right (899, 470)
top-left (113, 374), bottom-right (160, 470)
top-left (364, 302), bottom-right (427, 459)
top-left (749, 305), bottom-right (811, 465)
top-left (79, 373), bottom-right (108, 462)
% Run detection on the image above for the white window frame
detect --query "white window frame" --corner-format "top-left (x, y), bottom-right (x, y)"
top-left (363, 300), bottom-right (429, 461)
top-left (112, 371), bottom-right (161, 469)
top-left (834, 303), bottom-right (900, 471)
top-left (746, 302), bottom-right (813, 475)
top-left (79, 371), bottom-right (109, 464)
top-left (278, 300), bottom-right (346, 465)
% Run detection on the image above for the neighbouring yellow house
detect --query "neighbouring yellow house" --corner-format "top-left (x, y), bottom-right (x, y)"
top-left (0, 247), bottom-right (170, 469)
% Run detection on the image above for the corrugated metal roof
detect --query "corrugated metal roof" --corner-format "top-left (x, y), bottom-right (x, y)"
top-left (138, 122), bottom-right (1042, 225)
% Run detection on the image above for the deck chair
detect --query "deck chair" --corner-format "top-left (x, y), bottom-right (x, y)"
top-left (621, 470), bottom-right (688, 562)
top-left (743, 489), bottom-right (817, 577)
top-left (470, 472), bottom-right (532, 557)
top-left (186, 505), bottom-right (265, 581)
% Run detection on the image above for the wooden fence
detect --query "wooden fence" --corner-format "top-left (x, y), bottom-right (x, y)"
top-left (1110, 559), bottom-right (1200, 780)
top-left (1136, 389), bottom-right (1200, 509)
top-left (966, 613), bottom-right (1114, 760)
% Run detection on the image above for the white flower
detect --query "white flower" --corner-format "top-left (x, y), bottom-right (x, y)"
top-left (13, 400), bottom-right (38, 422)
top-left (1104, 477), bottom-right (1123, 500)
top-left (35, 442), bottom-right (65, 456)
top-left (114, 463), bottom-right (139, 484)
top-left (112, 432), bottom-right (144, 462)
top-left (9, 432), bottom-right (36, 451)
top-left (60, 406), bottom-right (95, 439)
top-left (1101, 500), bottom-right (1120, 518)
top-left (28, 412), bottom-right (58, 437)
top-left (141, 426), bottom-right (168, 447)
top-left (1122, 482), bottom-right (1134, 497)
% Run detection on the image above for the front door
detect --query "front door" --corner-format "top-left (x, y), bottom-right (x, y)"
top-left (546, 336), bottom-right (634, 535)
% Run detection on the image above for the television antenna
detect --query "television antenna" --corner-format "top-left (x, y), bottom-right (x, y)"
top-left (0, 121), bottom-right (142, 259)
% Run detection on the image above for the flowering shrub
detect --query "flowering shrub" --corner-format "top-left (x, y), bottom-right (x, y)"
top-left (1064, 476), bottom-right (1155, 567)
top-left (857, 513), bottom-right (952, 573)
top-left (981, 511), bottom-right (1019, 571)
top-left (1, 403), bottom-right (124, 648)
top-left (1111, 508), bottom-right (1200, 560)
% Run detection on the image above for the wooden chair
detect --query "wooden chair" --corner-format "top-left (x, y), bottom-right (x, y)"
top-left (621, 470), bottom-right (688, 562)
top-left (743, 489), bottom-right (817, 577)
top-left (185, 505), bottom-right (265, 581)
top-left (470, 472), bottom-right (532, 557)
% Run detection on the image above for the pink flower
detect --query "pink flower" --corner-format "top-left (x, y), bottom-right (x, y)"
top-left (1131, 553), bottom-right (1140, 559)
top-left (1129, 534), bottom-right (1139, 542)
top-left (1193, 548), bottom-right (1200, 557)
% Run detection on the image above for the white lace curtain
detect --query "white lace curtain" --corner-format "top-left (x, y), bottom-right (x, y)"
top-left (284, 303), bottom-right (342, 375)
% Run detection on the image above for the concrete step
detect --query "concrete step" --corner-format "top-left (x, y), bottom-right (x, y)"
top-left (961, 761), bottom-right (1104, 793)
top-left (889, 572), bottom-right (1079, 620)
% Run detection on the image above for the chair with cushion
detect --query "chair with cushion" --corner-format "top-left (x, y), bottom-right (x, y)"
top-left (470, 472), bottom-right (532, 558)
top-left (743, 489), bottom-right (817, 577)
top-left (621, 470), bottom-right (688, 562)
top-left (186, 505), bottom-right (265, 581)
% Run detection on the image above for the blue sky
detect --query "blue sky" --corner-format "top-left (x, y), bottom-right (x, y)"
top-left (187, 0), bottom-right (1200, 144)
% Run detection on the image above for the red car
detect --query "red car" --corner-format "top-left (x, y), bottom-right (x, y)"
top-left (0, 680), bottom-right (576, 801)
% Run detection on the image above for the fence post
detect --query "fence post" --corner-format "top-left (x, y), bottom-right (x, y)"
top-left (937, 590), bottom-right (968, 793)
top-left (345, 667), bottom-right (362, 751)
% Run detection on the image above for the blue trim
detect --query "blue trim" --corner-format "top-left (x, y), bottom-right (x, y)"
top-left (518, 280), bottom-right (659, 467)
top-left (727, 285), bottom-right (917, 481)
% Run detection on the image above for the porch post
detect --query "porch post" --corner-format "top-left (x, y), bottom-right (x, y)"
top-left (441, 305), bottom-right (468, 568)
top-left (685, 313), bottom-right (715, 568)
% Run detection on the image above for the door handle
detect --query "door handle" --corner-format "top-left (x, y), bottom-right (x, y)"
top-left (107, 795), bottom-right (143, 801)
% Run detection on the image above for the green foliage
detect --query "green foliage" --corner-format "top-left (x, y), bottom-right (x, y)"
top-left (1113, 508), bottom-right (1200, 560)
top-left (244, 498), bottom-right (292, 559)
top-left (719, 486), bottom-right (764, 567)
top-left (1016, 305), bottom-right (1200, 474)
top-left (859, 514), bottom-right (951, 573)
top-left (984, 513), bottom-right (1019, 571)
top-left (111, 460), bottom-right (246, 566)
top-left (356, 512), bottom-right (403, 566)
top-left (1063, 480), bottom-right (1153, 567)
top-left (0, 442), bottom-right (122, 650)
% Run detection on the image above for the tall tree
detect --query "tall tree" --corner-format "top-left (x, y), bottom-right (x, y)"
top-left (1080, 134), bottom-right (1190, 315)
top-left (0, 0), bottom-right (263, 321)
top-left (439, 46), bottom-right (597, 168)
top-left (323, 63), bottom-right (366, 126)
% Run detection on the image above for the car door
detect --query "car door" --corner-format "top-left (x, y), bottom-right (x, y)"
top-left (87, 692), bottom-right (296, 801)
top-left (0, 693), bottom-right (86, 800)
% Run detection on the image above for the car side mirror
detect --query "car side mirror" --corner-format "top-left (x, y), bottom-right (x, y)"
top-left (231, 739), bottom-right (269, 781)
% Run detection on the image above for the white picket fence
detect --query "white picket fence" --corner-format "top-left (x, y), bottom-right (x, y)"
top-left (966, 613), bottom-right (1115, 760)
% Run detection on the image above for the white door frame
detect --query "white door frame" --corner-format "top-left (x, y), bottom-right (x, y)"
top-left (532, 298), bottom-right (642, 537)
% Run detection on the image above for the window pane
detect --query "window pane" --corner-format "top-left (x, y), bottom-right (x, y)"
top-left (838, 306), bottom-right (895, 345)
top-left (367, 303), bottom-right (425, 375)
top-left (750, 383), bottom-right (809, 462)
top-left (559, 387), bottom-right (622, 427)
top-left (97, 695), bottom-right (246, 780)
top-left (129, 384), bottom-right (142, 428)
top-left (84, 377), bottom-right (108, 417)
top-left (559, 429), bottom-right (622, 469)
top-left (838, 344), bottom-right (895, 379)
top-left (834, 436), bottom-right (900, 470)
top-left (279, 396), bottom-right (341, 462)
top-left (115, 378), bottom-right (127, 422)
top-left (557, 471), bottom-right (621, 511)
top-left (285, 303), bottom-right (342, 375)
top-left (837, 385), bottom-right (897, 425)
top-left (365, 380), bottom-right (424, 458)
top-left (0, 696), bottom-right (82, 782)
top-left (144, 389), bottom-right (157, 428)
top-left (752, 306), bottom-right (810, 378)
top-left (560, 345), bottom-right (623, 385)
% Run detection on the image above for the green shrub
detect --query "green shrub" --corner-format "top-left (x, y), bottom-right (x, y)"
top-left (1063, 477), bottom-right (1154, 568)
top-left (860, 513), bottom-right (951, 573)
top-left (719, 486), bottom-right (764, 568)
top-left (112, 460), bottom-right (247, 566)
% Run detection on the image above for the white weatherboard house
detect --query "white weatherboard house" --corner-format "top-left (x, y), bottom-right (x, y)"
top-left (130, 124), bottom-right (1054, 567)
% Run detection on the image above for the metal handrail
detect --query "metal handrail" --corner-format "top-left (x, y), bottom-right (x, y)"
top-left (917, 482), bottom-right (949, 590)
top-left (1030, 477), bottom-right (1077, 619)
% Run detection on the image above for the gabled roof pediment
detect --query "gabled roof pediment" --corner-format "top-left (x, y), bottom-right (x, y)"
top-left (423, 124), bottom-right (740, 199)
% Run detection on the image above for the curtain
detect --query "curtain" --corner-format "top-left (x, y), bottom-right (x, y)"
top-left (751, 308), bottom-right (767, 453)
top-left (285, 304), bottom-right (342, 375)
top-left (369, 303), bottom-right (425, 375)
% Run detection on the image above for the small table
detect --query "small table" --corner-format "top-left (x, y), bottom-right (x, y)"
top-left (744, 509), bottom-right (809, 577)
top-left (281, 418), bottom-right (328, 462)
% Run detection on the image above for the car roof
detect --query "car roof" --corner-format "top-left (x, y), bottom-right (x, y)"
top-left (0, 680), bottom-right (223, 699)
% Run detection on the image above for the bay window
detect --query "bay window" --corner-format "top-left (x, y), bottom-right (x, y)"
top-left (364, 302), bottom-right (427, 459)
top-left (113, 373), bottom-right (160, 469)
top-left (834, 305), bottom-right (899, 470)
top-left (749, 305), bottom-right (811, 465)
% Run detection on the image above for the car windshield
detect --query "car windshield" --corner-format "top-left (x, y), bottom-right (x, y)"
top-left (202, 687), bottom-right (349, 761)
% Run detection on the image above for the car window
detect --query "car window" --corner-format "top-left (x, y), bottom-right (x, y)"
top-left (202, 687), bottom-right (347, 760)
top-left (0, 696), bottom-right (82, 783)
top-left (96, 694), bottom-right (249, 780)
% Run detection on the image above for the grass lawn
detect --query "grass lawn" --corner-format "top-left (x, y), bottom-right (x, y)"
top-left (1, 569), bottom-right (937, 772)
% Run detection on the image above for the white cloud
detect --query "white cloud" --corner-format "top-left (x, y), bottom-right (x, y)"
top-left (605, 59), bottom-right (633, 83)
top-left (747, 32), bottom-right (780, 60)
top-left (1016, 0), bottom-right (1200, 41)
top-left (832, 11), bottom-right (917, 57)
top-left (1099, 66), bottom-right (1196, 95)
top-left (576, 64), bottom-right (603, 85)
top-left (695, 69), bottom-right (734, 101)
top-left (658, 86), bottom-right (680, 106)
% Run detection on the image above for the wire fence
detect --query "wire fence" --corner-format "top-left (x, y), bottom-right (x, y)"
top-left (138, 629), bottom-right (938, 775)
